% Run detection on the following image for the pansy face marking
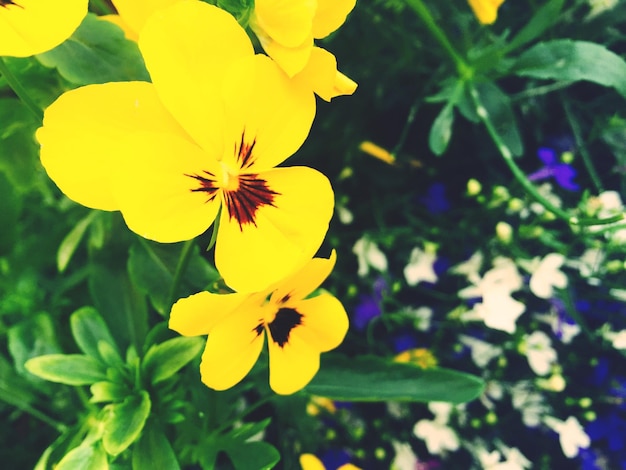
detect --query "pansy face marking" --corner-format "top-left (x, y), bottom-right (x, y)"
top-left (187, 132), bottom-right (280, 230)
top-left (268, 307), bottom-right (303, 347)
top-left (0, 0), bottom-right (20, 8)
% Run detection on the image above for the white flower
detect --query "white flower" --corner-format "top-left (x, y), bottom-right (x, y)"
top-left (543, 416), bottom-right (590, 458)
top-left (404, 247), bottom-right (438, 286)
top-left (458, 257), bottom-right (523, 299)
top-left (567, 247), bottom-right (604, 279)
top-left (589, 191), bottom-right (626, 242)
top-left (352, 236), bottom-right (388, 277)
top-left (336, 204), bottom-right (354, 224)
top-left (451, 250), bottom-right (483, 284)
top-left (588, 0), bottom-right (618, 18)
top-left (459, 335), bottom-right (503, 368)
top-left (402, 306), bottom-right (432, 331)
top-left (528, 254), bottom-right (568, 299)
top-left (510, 381), bottom-right (550, 428)
top-left (413, 402), bottom-right (460, 455)
top-left (391, 441), bottom-right (418, 470)
top-left (523, 331), bottom-right (557, 376)
top-left (602, 328), bottom-right (626, 350)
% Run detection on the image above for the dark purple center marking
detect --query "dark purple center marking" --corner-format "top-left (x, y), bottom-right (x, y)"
top-left (267, 308), bottom-right (303, 348)
top-left (0, 0), bottom-right (20, 7)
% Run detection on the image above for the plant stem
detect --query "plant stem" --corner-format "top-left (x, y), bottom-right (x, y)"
top-left (167, 239), bottom-right (195, 310)
top-left (405, 0), bottom-right (472, 77)
top-left (0, 57), bottom-right (43, 123)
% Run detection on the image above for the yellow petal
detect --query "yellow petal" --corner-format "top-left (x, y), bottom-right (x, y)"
top-left (291, 293), bottom-right (349, 352)
top-left (111, 132), bottom-right (222, 243)
top-left (253, 0), bottom-right (315, 48)
top-left (468, 0), bottom-right (505, 24)
top-left (100, 14), bottom-right (138, 42)
top-left (293, 47), bottom-right (357, 102)
top-left (312, 0), bottom-right (356, 38)
top-left (257, 31), bottom-right (313, 77)
top-left (268, 324), bottom-right (319, 394)
top-left (220, 55), bottom-right (316, 172)
top-left (111, 0), bottom-right (181, 37)
top-left (199, 302), bottom-right (266, 391)
top-left (0, 0), bottom-right (87, 57)
top-left (270, 251), bottom-right (337, 304)
top-left (138, 0), bottom-right (253, 153)
top-left (37, 81), bottom-right (186, 211)
top-left (215, 166), bottom-right (334, 293)
top-left (169, 291), bottom-right (252, 337)
top-left (300, 454), bottom-right (325, 470)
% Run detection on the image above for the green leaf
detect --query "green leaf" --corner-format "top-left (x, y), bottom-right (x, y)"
top-left (58, 211), bottom-right (98, 272)
top-left (90, 381), bottom-right (129, 404)
top-left (131, 422), bottom-right (180, 470)
top-left (103, 391), bottom-right (152, 456)
top-left (428, 102), bottom-right (455, 156)
top-left (229, 418), bottom-right (272, 442)
top-left (513, 39), bottom-right (626, 99)
top-left (506, 0), bottom-right (565, 52)
top-left (70, 306), bottom-right (120, 363)
top-left (223, 442), bottom-right (280, 470)
top-left (305, 355), bottom-right (484, 404)
top-left (37, 13), bottom-right (149, 85)
top-left (128, 239), bottom-right (220, 315)
top-left (0, 172), bottom-right (21, 255)
top-left (142, 337), bottom-right (204, 385)
top-left (89, 263), bottom-right (148, 353)
top-left (25, 354), bottom-right (108, 385)
top-left (7, 312), bottom-right (61, 378)
top-left (0, 355), bottom-right (37, 409)
top-left (473, 81), bottom-right (523, 157)
top-left (55, 443), bottom-right (109, 470)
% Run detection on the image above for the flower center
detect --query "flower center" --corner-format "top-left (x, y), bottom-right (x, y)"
top-left (262, 307), bottom-right (303, 348)
top-left (186, 132), bottom-right (280, 231)
top-left (0, 0), bottom-right (19, 7)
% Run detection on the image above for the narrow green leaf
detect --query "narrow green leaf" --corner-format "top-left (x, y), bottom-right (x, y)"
top-left (0, 173), bottom-right (21, 255)
top-left (513, 39), bottom-right (626, 99)
top-left (103, 391), bottom-right (151, 456)
top-left (55, 444), bottom-right (109, 470)
top-left (473, 81), bottom-right (523, 157)
top-left (142, 337), bottom-right (204, 385)
top-left (58, 211), bottom-right (97, 272)
top-left (90, 381), bottom-right (129, 404)
top-left (70, 306), bottom-right (119, 362)
top-left (132, 422), bottom-right (180, 470)
top-left (306, 355), bottom-right (484, 404)
top-left (506, 0), bottom-right (565, 52)
top-left (0, 355), bottom-right (37, 409)
top-left (229, 418), bottom-right (272, 442)
top-left (7, 312), bottom-right (61, 378)
top-left (25, 354), bottom-right (107, 386)
top-left (37, 13), bottom-right (149, 85)
top-left (224, 442), bottom-right (280, 470)
top-left (429, 102), bottom-right (455, 156)
top-left (97, 341), bottom-right (125, 369)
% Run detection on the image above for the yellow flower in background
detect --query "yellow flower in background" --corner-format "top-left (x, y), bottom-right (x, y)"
top-left (169, 251), bottom-right (349, 395)
top-left (394, 348), bottom-right (438, 369)
top-left (468, 0), bottom-right (505, 24)
top-left (37, 0), bottom-right (333, 293)
top-left (300, 454), bottom-right (361, 470)
top-left (102, 0), bottom-right (182, 41)
top-left (251, 0), bottom-right (357, 101)
top-left (0, 0), bottom-right (88, 57)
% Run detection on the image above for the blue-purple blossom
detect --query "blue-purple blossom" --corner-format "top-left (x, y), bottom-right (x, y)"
top-left (353, 277), bottom-right (387, 330)
top-left (419, 183), bottom-right (451, 214)
top-left (528, 147), bottom-right (580, 191)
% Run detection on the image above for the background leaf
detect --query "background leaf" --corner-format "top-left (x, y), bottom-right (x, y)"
top-left (70, 306), bottom-right (119, 363)
top-left (102, 391), bottom-right (151, 456)
top-left (25, 354), bottom-right (108, 385)
top-left (131, 422), bottom-right (180, 470)
top-left (142, 337), bottom-right (204, 385)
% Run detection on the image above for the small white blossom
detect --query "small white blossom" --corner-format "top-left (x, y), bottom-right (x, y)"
top-left (601, 328), bottom-right (626, 350)
top-left (566, 247), bottom-right (604, 279)
top-left (543, 416), bottom-right (590, 458)
top-left (403, 306), bottom-right (432, 331)
top-left (352, 236), bottom-right (387, 277)
top-left (510, 381), bottom-right (550, 428)
top-left (589, 191), bottom-right (626, 242)
top-left (391, 441), bottom-right (418, 470)
top-left (534, 311), bottom-right (580, 344)
top-left (523, 331), bottom-right (557, 376)
top-left (404, 247), bottom-right (438, 286)
top-left (527, 253), bottom-right (568, 299)
top-left (459, 335), bottom-right (503, 368)
top-left (413, 402), bottom-right (460, 455)
top-left (451, 250), bottom-right (483, 284)
top-left (336, 204), bottom-right (354, 224)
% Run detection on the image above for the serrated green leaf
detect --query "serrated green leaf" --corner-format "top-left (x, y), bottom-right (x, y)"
top-left (473, 81), bottom-right (523, 157)
top-left (58, 211), bottom-right (98, 272)
top-left (513, 39), bottom-right (626, 99)
top-left (305, 355), bottom-right (484, 404)
top-left (142, 337), bottom-right (204, 385)
top-left (70, 306), bottom-right (119, 362)
top-left (103, 391), bottom-right (151, 456)
top-left (131, 422), bottom-right (180, 470)
top-left (25, 354), bottom-right (107, 386)
top-left (224, 441), bottom-right (280, 470)
top-left (37, 13), bottom-right (149, 85)
top-left (55, 443), bottom-right (109, 470)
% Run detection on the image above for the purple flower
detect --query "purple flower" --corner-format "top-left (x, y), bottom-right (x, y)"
top-left (586, 413), bottom-right (626, 452)
top-left (419, 183), bottom-right (450, 214)
top-left (353, 276), bottom-right (387, 330)
top-left (393, 333), bottom-right (418, 353)
top-left (320, 449), bottom-right (353, 470)
top-left (528, 147), bottom-right (580, 191)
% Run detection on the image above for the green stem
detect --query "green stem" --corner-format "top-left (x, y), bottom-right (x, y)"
top-left (0, 57), bottom-right (43, 123)
top-left (167, 239), bottom-right (195, 310)
top-left (561, 96), bottom-right (603, 193)
top-left (405, 0), bottom-right (472, 77)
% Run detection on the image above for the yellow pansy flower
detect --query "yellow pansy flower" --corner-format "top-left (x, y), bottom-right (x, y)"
top-left (169, 252), bottom-right (349, 395)
top-left (37, 0), bottom-right (333, 293)
top-left (0, 0), bottom-right (88, 57)
top-left (251, 0), bottom-right (357, 101)
top-left (300, 454), bottom-right (361, 470)
top-left (468, 0), bottom-right (505, 24)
